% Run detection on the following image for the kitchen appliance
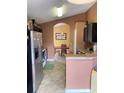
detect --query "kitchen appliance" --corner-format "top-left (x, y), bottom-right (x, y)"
top-left (27, 30), bottom-right (43, 93)
top-left (93, 43), bottom-right (97, 52)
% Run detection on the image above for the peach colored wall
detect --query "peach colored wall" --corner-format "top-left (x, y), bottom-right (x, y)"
top-left (76, 22), bottom-right (85, 49)
top-left (54, 23), bottom-right (70, 48)
top-left (40, 23), bottom-right (54, 59)
top-left (66, 58), bottom-right (96, 89)
top-left (40, 13), bottom-right (86, 59)
top-left (86, 3), bottom-right (97, 23)
top-left (86, 3), bottom-right (97, 48)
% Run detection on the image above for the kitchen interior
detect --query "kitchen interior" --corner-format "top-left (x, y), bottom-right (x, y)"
top-left (27, 0), bottom-right (97, 93)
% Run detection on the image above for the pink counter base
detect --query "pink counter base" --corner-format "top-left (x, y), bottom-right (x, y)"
top-left (66, 58), bottom-right (96, 89)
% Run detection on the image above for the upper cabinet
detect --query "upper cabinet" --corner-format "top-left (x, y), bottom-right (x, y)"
top-left (84, 23), bottom-right (97, 43)
top-left (27, 19), bottom-right (42, 32)
top-left (88, 23), bottom-right (97, 42)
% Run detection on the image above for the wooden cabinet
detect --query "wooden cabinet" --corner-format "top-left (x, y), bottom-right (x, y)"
top-left (84, 23), bottom-right (97, 43)
top-left (88, 23), bottom-right (97, 42)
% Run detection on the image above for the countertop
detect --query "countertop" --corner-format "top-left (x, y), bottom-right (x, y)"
top-left (65, 52), bottom-right (97, 57)
top-left (65, 52), bottom-right (97, 59)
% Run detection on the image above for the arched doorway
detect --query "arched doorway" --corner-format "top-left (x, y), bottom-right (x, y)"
top-left (53, 23), bottom-right (70, 57)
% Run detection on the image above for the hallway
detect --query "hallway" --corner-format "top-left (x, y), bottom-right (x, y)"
top-left (37, 59), bottom-right (66, 93)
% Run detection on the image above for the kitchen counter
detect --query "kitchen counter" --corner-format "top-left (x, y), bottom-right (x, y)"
top-left (65, 52), bottom-right (97, 59)
top-left (65, 52), bottom-right (97, 57)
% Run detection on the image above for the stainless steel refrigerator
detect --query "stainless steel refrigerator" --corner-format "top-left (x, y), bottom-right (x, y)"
top-left (27, 30), bottom-right (43, 93)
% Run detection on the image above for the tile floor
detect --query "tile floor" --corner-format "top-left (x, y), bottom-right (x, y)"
top-left (37, 57), bottom-right (66, 93)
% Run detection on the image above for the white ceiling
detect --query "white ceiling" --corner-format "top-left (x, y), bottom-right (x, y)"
top-left (27, 0), bottom-right (96, 23)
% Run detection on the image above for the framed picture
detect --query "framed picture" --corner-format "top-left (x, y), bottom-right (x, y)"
top-left (56, 33), bottom-right (67, 40)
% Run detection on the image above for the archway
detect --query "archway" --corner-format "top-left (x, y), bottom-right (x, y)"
top-left (53, 23), bottom-right (70, 57)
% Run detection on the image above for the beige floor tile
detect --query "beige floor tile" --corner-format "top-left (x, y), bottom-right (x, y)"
top-left (37, 59), bottom-right (66, 93)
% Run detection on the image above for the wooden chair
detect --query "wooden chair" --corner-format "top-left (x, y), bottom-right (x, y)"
top-left (61, 44), bottom-right (67, 56)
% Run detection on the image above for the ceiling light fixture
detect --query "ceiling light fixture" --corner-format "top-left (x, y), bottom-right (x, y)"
top-left (67, 0), bottom-right (96, 5)
top-left (57, 7), bottom-right (63, 17)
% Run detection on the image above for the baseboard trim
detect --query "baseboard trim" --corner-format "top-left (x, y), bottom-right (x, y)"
top-left (65, 89), bottom-right (90, 93)
top-left (47, 59), bottom-right (54, 61)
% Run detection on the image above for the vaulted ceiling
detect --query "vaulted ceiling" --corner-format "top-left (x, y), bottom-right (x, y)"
top-left (27, 0), bottom-right (96, 23)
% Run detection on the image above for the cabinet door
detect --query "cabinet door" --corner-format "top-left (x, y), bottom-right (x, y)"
top-left (88, 24), bottom-right (92, 42)
top-left (88, 23), bottom-right (97, 42)
top-left (92, 23), bottom-right (97, 42)
top-left (84, 28), bottom-right (88, 42)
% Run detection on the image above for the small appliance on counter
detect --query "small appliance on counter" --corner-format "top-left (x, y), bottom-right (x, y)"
top-left (93, 43), bottom-right (97, 53)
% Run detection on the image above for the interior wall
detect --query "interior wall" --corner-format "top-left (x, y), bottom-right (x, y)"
top-left (40, 13), bottom-right (86, 59)
top-left (86, 3), bottom-right (97, 48)
top-left (54, 23), bottom-right (70, 48)
top-left (86, 3), bottom-right (97, 23)
top-left (76, 22), bottom-right (86, 50)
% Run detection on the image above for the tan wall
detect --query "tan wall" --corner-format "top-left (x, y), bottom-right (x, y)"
top-left (40, 13), bottom-right (86, 59)
top-left (76, 22), bottom-right (85, 49)
top-left (54, 23), bottom-right (70, 48)
top-left (86, 3), bottom-right (97, 23)
top-left (86, 3), bottom-right (97, 48)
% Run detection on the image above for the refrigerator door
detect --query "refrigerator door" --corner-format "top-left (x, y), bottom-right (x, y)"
top-left (27, 30), bottom-right (33, 93)
top-left (30, 31), bottom-right (43, 93)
